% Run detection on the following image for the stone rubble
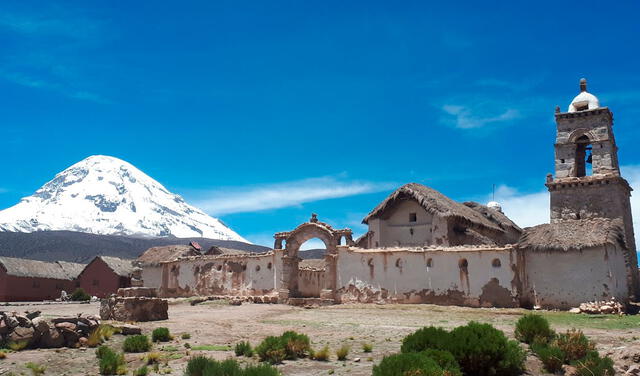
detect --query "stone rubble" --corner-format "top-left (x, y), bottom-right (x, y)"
top-left (0, 311), bottom-right (100, 349)
top-left (569, 298), bottom-right (625, 315)
top-left (99, 287), bottom-right (168, 322)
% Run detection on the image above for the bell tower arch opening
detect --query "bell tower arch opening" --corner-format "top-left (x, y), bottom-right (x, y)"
top-left (574, 135), bottom-right (593, 177)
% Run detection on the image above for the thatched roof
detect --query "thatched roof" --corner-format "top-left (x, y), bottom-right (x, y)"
top-left (204, 246), bottom-right (250, 256)
top-left (0, 257), bottom-right (82, 280)
top-left (57, 261), bottom-right (85, 279)
top-left (137, 245), bottom-right (201, 265)
top-left (463, 201), bottom-right (522, 233)
top-left (362, 183), bottom-right (503, 233)
top-left (518, 218), bottom-right (627, 252)
top-left (97, 256), bottom-right (136, 277)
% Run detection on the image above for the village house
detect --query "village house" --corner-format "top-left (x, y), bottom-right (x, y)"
top-left (0, 257), bottom-right (83, 301)
top-left (77, 256), bottom-right (137, 298)
top-left (138, 79), bottom-right (639, 310)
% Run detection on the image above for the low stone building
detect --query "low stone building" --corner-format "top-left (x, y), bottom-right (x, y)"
top-left (138, 79), bottom-right (640, 310)
top-left (78, 256), bottom-right (137, 298)
top-left (0, 257), bottom-right (83, 301)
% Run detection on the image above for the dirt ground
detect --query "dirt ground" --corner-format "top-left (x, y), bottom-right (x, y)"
top-left (1, 299), bottom-right (639, 375)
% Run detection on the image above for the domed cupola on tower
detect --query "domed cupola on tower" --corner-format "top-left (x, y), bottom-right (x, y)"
top-left (568, 78), bottom-right (600, 112)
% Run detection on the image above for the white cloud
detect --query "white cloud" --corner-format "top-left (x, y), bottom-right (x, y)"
top-left (441, 105), bottom-right (520, 129)
top-left (488, 166), bottom-right (640, 250)
top-left (194, 176), bottom-right (395, 216)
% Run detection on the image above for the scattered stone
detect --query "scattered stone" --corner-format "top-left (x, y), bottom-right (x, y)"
top-left (353, 357), bottom-right (361, 362)
top-left (627, 365), bottom-right (640, 375)
top-left (40, 328), bottom-right (65, 348)
top-left (25, 311), bottom-right (41, 320)
top-left (117, 324), bottom-right (142, 335)
top-left (573, 298), bottom-right (625, 315)
top-left (55, 322), bottom-right (77, 332)
top-left (118, 287), bottom-right (157, 297)
top-left (8, 326), bottom-right (35, 345)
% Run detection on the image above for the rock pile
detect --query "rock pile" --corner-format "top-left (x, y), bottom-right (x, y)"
top-left (0, 311), bottom-right (100, 349)
top-left (569, 298), bottom-right (625, 314)
top-left (100, 288), bottom-right (168, 322)
top-left (189, 295), bottom-right (279, 306)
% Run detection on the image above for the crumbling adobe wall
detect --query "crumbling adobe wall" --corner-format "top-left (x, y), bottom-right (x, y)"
top-left (158, 253), bottom-right (282, 298)
top-left (335, 246), bottom-right (519, 307)
top-left (297, 268), bottom-right (326, 298)
top-left (521, 245), bottom-right (630, 309)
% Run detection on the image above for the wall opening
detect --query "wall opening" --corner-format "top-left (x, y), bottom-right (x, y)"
top-left (299, 237), bottom-right (328, 259)
top-left (492, 258), bottom-right (501, 268)
top-left (575, 135), bottom-right (593, 177)
top-left (426, 258), bottom-right (433, 268)
top-left (409, 212), bottom-right (417, 222)
top-left (459, 258), bottom-right (468, 269)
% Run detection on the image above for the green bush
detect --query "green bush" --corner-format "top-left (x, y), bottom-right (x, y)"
top-left (132, 366), bottom-right (149, 376)
top-left (152, 327), bottom-right (172, 342)
top-left (422, 349), bottom-right (461, 374)
top-left (281, 331), bottom-right (310, 359)
top-left (372, 352), bottom-right (460, 376)
top-left (235, 341), bottom-right (253, 357)
top-left (255, 331), bottom-right (310, 363)
top-left (242, 363), bottom-right (282, 376)
top-left (185, 356), bottom-right (281, 376)
top-left (255, 336), bottom-right (287, 364)
top-left (182, 333), bottom-right (191, 339)
top-left (400, 326), bottom-right (450, 353)
top-left (362, 343), bottom-right (373, 353)
top-left (531, 343), bottom-right (566, 374)
top-left (573, 351), bottom-right (615, 376)
top-left (514, 314), bottom-right (555, 344)
top-left (123, 335), bottom-right (151, 353)
top-left (553, 329), bottom-right (594, 362)
top-left (96, 345), bottom-right (112, 359)
top-left (98, 347), bottom-right (126, 375)
top-left (70, 288), bottom-right (91, 301)
top-left (185, 356), bottom-right (211, 376)
top-left (401, 322), bottom-right (525, 376)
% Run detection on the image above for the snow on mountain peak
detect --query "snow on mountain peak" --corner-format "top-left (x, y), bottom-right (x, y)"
top-left (0, 155), bottom-right (247, 241)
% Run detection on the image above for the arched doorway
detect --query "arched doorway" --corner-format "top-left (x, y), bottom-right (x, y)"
top-left (273, 214), bottom-right (353, 301)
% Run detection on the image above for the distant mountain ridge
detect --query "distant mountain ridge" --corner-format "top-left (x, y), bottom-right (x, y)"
top-left (0, 231), bottom-right (271, 263)
top-left (0, 155), bottom-right (245, 241)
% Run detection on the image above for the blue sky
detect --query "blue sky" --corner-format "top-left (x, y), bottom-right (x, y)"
top-left (1, 1), bottom-right (640, 249)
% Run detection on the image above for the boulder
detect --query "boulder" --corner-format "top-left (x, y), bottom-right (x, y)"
top-left (0, 319), bottom-right (8, 335)
top-left (5, 315), bottom-right (19, 329)
top-left (627, 365), bottom-right (640, 375)
top-left (8, 326), bottom-right (35, 346)
top-left (55, 322), bottom-right (77, 331)
top-left (117, 324), bottom-right (142, 335)
top-left (40, 328), bottom-right (65, 348)
top-left (562, 365), bottom-right (578, 376)
top-left (31, 317), bottom-right (50, 335)
top-left (25, 311), bottom-right (41, 320)
top-left (569, 307), bottom-right (581, 314)
top-left (117, 287), bottom-right (157, 298)
top-left (15, 315), bottom-right (31, 327)
top-left (60, 328), bottom-right (80, 347)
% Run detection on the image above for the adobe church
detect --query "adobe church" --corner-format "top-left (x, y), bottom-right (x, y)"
top-left (139, 79), bottom-right (639, 310)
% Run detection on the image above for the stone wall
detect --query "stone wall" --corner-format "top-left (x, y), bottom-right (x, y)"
top-left (297, 268), bottom-right (326, 298)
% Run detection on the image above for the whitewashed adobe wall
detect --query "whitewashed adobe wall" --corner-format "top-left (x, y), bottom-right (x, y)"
top-left (334, 246), bottom-right (519, 307)
top-left (367, 201), bottom-right (449, 247)
top-left (522, 245), bottom-right (630, 309)
top-left (157, 253), bottom-right (282, 297)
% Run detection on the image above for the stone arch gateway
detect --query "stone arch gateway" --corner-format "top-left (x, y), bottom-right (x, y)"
top-left (273, 214), bottom-right (353, 302)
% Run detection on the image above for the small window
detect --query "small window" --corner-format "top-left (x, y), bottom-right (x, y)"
top-left (426, 258), bottom-right (433, 268)
top-left (267, 262), bottom-right (272, 270)
top-left (459, 259), bottom-right (468, 269)
top-left (242, 264), bottom-right (247, 271)
top-left (560, 159), bottom-right (565, 163)
top-left (409, 213), bottom-right (417, 222)
top-left (492, 258), bottom-right (501, 268)
top-left (395, 258), bottom-right (403, 268)
top-left (216, 265), bottom-right (223, 271)
top-left (256, 265), bottom-right (261, 272)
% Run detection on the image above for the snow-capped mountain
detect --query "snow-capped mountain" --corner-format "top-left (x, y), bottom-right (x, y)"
top-left (0, 155), bottom-right (247, 241)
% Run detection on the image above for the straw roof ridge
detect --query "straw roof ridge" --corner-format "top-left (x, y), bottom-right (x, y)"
top-left (0, 256), bottom-right (81, 280)
top-left (362, 183), bottom-right (503, 232)
top-left (137, 244), bottom-right (200, 265)
top-left (462, 201), bottom-right (522, 233)
top-left (97, 256), bottom-right (136, 277)
top-left (517, 218), bottom-right (627, 252)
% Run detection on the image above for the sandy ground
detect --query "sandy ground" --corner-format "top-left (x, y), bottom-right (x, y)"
top-left (0, 300), bottom-right (638, 375)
